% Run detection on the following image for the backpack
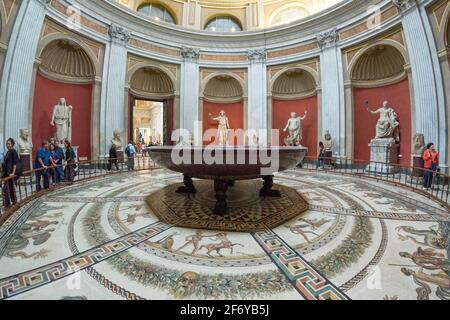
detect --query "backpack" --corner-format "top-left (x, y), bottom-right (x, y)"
top-left (125, 145), bottom-right (131, 156)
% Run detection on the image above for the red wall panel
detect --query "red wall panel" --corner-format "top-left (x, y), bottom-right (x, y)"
top-left (203, 101), bottom-right (244, 145)
top-left (353, 78), bottom-right (411, 166)
top-left (272, 96), bottom-right (318, 157)
top-left (32, 73), bottom-right (92, 159)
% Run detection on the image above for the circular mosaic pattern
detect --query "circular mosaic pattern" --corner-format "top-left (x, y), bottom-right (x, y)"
top-left (146, 179), bottom-right (309, 232)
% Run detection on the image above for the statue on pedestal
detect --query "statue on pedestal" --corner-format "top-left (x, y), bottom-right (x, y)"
top-left (18, 128), bottom-right (33, 155)
top-left (209, 110), bottom-right (229, 146)
top-left (323, 130), bottom-right (334, 152)
top-left (283, 111), bottom-right (307, 146)
top-left (365, 100), bottom-right (400, 141)
top-left (51, 98), bottom-right (72, 143)
top-left (111, 130), bottom-right (123, 150)
top-left (412, 133), bottom-right (426, 156)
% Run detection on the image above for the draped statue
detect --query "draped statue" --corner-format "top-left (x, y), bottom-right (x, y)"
top-left (283, 111), bottom-right (307, 146)
top-left (209, 110), bottom-right (230, 146)
top-left (365, 101), bottom-right (400, 141)
top-left (51, 98), bottom-right (72, 143)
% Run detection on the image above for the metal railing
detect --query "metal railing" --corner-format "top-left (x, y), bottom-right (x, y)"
top-left (0, 155), bottom-right (158, 224)
top-left (1, 153), bottom-right (448, 225)
top-left (301, 156), bottom-right (449, 210)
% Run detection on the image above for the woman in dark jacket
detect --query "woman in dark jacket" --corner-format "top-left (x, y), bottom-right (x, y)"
top-left (64, 139), bottom-right (76, 183)
top-left (2, 138), bottom-right (19, 208)
top-left (108, 145), bottom-right (119, 171)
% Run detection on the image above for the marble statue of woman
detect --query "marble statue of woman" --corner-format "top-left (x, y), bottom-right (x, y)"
top-left (365, 101), bottom-right (400, 141)
top-left (209, 110), bottom-right (230, 146)
top-left (50, 98), bottom-right (72, 143)
top-left (283, 111), bottom-right (307, 146)
top-left (18, 128), bottom-right (33, 155)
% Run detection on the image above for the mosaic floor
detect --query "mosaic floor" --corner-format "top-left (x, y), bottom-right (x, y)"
top-left (0, 169), bottom-right (449, 300)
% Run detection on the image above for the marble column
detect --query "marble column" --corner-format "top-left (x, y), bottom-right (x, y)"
top-left (247, 49), bottom-right (268, 145)
top-left (393, 0), bottom-right (447, 164)
top-left (0, 0), bottom-right (49, 145)
top-left (317, 28), bottom-right (344, 155)
top-left (180, 47), bottom-right (200, 144)
top-left (100, 24), bottom-right (130, 155)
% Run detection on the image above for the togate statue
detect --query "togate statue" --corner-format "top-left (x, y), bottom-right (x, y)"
top-left (283, 111), bottom-right (307, 146)
top-left (18, 128), bottom-right (33, 155)
top-left (209, 110), bottom-right (230, 146)
top-left (323, 130), bottom-right (334, 152)
top-left (365, 100), bottom-right (400, 141)
top-left (51, 98), bottom-right (72, 143)
top-left (412, 133), bottom-right (426, 156)
top-left (111, 129), bottom-right (123, 150)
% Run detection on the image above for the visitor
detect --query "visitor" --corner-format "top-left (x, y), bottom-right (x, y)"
top-left (48, 143), bottom-right (58, 185)
top-left (125, 141), bottom-right (136, 171)
top-left (2, 138), bottom-right (19, 208)
top-left (108, 144), bottom-right (119, 171)
top-left (35, 140), bottom-right (51, 191)
top-left (317, 142), bottom-right (325, 170)
top-left (54, 140), bottom-right (65, 183)
top-left (422, 142), bottom-right (440, 191)
top-left (64, 139), bottom-right (77, 183)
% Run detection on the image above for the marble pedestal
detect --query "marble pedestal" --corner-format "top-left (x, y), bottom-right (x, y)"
top-left (366, 139), bottom-right (399, 174)
top-left (19, 154), bottom-right (31, 176)
top-left (411, 155), bottom-right (424, 177)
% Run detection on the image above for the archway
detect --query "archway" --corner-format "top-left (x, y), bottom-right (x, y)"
top-left (129, 66), bottom-right (175, 146)
top-left (271, 68), bottom-right (318, 156)
top-left (350, 44), bottom-right (411, 166)
top-left (32, 39), bottom-right (96, 160)
top-left (202, 74), bottom-right (244, 145)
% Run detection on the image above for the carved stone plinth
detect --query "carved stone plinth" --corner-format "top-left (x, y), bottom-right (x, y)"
top-left (19, 154), bottom-right (31, 176)
top-left (366, 138), bottom-right (399, 174)
top-left (411, 155), bottom-right (424, 177)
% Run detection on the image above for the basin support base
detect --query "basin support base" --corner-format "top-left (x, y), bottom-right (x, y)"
top-left (260, 175), bottom-right (282, 197)
top-left (214, 179), bottom-right (229, 215)
top-left (176, 175), bottom-right (197, 194)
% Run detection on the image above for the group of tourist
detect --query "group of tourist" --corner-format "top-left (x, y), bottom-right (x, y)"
top-left (33, 138), bottom-right (77, 191)
top-left (0, 137), bottom-right (77, 208)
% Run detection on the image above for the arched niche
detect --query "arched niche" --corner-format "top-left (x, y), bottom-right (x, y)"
top-left (128, 66), bottom-right (176, 145)
top-left (350, 44), bottom-right (412, 166)
top-left (201, 74), bottom-right (245, 145)
top-left (32, 39), bottom-right (96, 160)
top-left (270, 67), bottom-right (318, 156)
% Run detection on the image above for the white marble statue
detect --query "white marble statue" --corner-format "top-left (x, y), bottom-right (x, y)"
top-left (209, 110), bottom-right (230, 146)
top-left (18, 128), bottom-right (33, 155)
top-left (323, 130), bottom-right (334, 152)
top-left (365, 100), bottom-right (399, 141)
top-left (111, 130), bottom-right (123, 150)
top-left (283, 111), bottom-right (307, 146)
top-left (50, 98), bottom-right (72, 143)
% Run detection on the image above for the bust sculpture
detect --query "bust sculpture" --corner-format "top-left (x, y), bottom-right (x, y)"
top-left (209, 110), bottom-right (229, 146)
top-left (323, 130), bottom-right (334, 152)
top-left (283, 111), bottom-right (307, 146)
top-left (111, 130), bottom-right (123, 150)
top-left (412, 133), bottom-right (426, 156)
top-left (18, 128), bottom-right (33, 155)
top-left (51, 97), bottom-right (72, 143)
top-left (365, 101), bottom-right (400, 141)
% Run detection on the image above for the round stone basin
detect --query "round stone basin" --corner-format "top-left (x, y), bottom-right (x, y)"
top-left (148, 146), bottom-right (308, 215)
top-left (147, 146), bottom-right (308, 180)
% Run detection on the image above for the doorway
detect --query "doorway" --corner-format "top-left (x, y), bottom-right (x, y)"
top-left (130, 97), bottom-right (171, 146)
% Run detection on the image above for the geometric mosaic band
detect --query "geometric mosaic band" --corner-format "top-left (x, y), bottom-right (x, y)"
top-left (252, 229), bottom-right (350, 300)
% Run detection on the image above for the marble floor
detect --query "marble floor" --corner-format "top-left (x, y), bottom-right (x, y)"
top-left (0, 169), bottom-right (448, 300)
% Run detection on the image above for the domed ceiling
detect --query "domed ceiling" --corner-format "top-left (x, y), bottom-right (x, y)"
top-left (113, 0), bottom-right (344, 31)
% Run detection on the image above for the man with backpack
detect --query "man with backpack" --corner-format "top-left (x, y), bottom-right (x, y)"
top-left (125, 141), bottom-right (136, 171)
top-left (2, 138), bottom-right (20, 208)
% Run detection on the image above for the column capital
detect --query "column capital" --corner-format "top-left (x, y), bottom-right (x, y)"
top-left (392, 0), bottom-right (417, 13)
top-left (316, 28), bottom-right (339, 50)
top-left (181, 46), bottom-right (200, 61)
top-left (247, 49), bottom-right (266, 63)
top-left (108, 24), bottom-right (130, 46)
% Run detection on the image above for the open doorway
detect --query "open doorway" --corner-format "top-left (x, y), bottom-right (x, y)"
top-left (130, 98), bottom-right (171, 147)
